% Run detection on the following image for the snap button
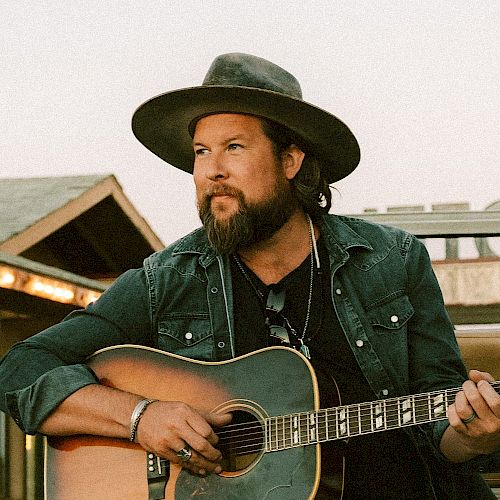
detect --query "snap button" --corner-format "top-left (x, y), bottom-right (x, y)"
top-left (217, 341), bottom-right (225, 348)
top-left (390, 315), bottom-right (399, 323)
top-left (184, 332), bottom-right (193, 340)
top-left (355, 339), bottom-right (364, 347)
top-left (382, 389), bottom-right (389, 396)
top-left (211, 287), bottom-right (218, 294)
top-left (335, 288), bottom-right (342, 295)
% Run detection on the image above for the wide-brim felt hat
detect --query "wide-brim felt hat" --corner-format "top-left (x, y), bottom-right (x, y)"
top-left (132, 53), bottom-right (360, 183)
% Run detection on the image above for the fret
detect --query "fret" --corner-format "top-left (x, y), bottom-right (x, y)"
top-left (273, 416), bottom-right (279, 450)
top-left (309, 412), bottom-right (317, 443)
top-left (284, 414), bottom-right (292, 449)
top-left (300, 412), bottom-right (308, 445)
top-left (267, 416), bottom-right (273, 451)
top-left (373, 401), bottom-right (384, 431)
top-left (305, 414), bottom-right (309, 444)
top-left (323, 410), bottom-right (330, 441)
top-left (326, 408), bottom-right (336, 441)
top-left (348, 403), bottom-right (360, 437)
top-left (277, 415), bottom-right (285, 451)
top-left (414, 393), bottom-right (429, 424)
top-left (269, 416), bottom-right (279, 451)
top-left (400, 396), bottom-right (414, 425)
top-left (283, 415), bottom-right (289, 449)
top-left (317, 409), bottom-right (328, 442)
top-left (385, 399), bottom-right (397, 430)
top-left (265, 417), bottom-right (270, 452)
top-left (292, 414), bottom-right (300, 446)
top-left (397, 397), bottom-right (401, 427)
top-left (384, 399), bottom-right (389, 429)
top-left (358, 404), bottom-right (362, 435)
top-left (337, 405), bottom-right (349, 438)
top-left (360, 402), bottom-right (371, 434)
top-left (432, 392), bottom-right (446, 420)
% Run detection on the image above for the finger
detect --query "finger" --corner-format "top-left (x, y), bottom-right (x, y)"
top-left (182, 424), bottom-right (223, 462)
top-left (192, 411), bottom-right (232, 446)
top-left (447, 403), bottom-right (467, 431)
top-left (461, 380), bottom-right (495, 420)
top-left (206, 411), bottom-right (233, 428)
top-left (477, 380), bottom-right (500, 419)
top-left (469, 370), bottom-right (495, 384)
top-left (185, 449), bottom-right (223, 475)
top-left (168, 442), bottom-right (222, 475)
top-left (454, 390), bottom-right (477, 424)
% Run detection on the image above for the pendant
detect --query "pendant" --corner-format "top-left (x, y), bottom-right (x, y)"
top-left (299, 341), bottom-right (311, 359)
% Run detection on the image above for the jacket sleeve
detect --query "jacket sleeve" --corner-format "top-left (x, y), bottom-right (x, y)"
top-left (404, 234), bottom-right (499, 472)
top-left (0, 268), bottom-right (154, 434)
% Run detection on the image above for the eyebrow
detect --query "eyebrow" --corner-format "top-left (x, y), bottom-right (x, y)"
top-left (192, 135), bottom-right (247, 147)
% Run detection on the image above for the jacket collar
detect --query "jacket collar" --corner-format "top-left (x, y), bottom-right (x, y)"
top-left (318, 214), bottom-right (373, 266)
top-left (171, 227), bottom-right (219, 267)
top-left (170, 214), bottom-right (373, 265)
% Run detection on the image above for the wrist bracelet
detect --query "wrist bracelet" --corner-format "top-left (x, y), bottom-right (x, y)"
top-left (129, 398), bottom-right (157, 442)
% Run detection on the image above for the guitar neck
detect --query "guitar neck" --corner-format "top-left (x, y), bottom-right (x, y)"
top-left (265, 381), bottom-right (500, 452)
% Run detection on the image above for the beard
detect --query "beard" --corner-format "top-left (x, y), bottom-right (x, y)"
top-left (198, 180), bottom-right (298, 255)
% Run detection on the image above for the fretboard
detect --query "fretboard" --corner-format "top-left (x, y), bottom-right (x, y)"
top-left (265, 381), bottom-right (500, 452)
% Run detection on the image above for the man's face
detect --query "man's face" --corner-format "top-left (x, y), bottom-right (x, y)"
top-left (192, 113), bottom-right (298, 254)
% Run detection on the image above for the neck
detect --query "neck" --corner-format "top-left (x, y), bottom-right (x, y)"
top-left (237, 209), bottom-right (317, 285)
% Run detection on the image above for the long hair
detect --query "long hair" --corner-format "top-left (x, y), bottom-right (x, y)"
top-left (260, 118), bottom-right (332, 219)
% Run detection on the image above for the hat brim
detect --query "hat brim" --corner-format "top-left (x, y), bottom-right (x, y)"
top-left (132, 86), bottom-right (360, 183)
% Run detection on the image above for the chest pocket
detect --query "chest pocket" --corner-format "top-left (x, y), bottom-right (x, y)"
top-left (158, 315), bottom-right (213, 360)
top-left (366, 294), bottom-right (414, 333)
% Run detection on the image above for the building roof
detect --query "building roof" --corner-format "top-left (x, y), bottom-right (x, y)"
top-left (0, 175), bottom-right (164, 278)
top-left (0, 175), bottom-right (109, 243)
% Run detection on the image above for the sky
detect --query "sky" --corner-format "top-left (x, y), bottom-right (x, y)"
top-left (1, 1), bottom-right (499, 245)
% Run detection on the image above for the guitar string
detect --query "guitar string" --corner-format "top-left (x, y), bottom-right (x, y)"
top-left (150, 382), bottom-right (500, 463)
top-left (154, 384), bottom-right (496, 462)
top-left (214, 381), bottom-right (500, 437)
top-left (213, 381), bottom-right (500, 438)
top-left (204, 382), bottom-right (500, 456)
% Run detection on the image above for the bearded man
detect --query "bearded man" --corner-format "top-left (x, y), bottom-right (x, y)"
top-left (1, 53), bottom-right (499, 499)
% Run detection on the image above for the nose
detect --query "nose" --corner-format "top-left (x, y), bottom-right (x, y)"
top-left (200, 151), bottom-right (228, 181)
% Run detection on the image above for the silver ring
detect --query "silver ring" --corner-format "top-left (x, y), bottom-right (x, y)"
top-left (176, 445), bottom-right (192, 462)
top-left (461, 412), bottom-right (477, 425)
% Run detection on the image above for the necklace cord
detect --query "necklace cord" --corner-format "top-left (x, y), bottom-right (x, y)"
top-left (233, 213), bottom-right (319, 357)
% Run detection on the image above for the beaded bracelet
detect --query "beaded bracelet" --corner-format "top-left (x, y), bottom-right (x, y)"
top-left (129, 398), bottom-right (157, 442)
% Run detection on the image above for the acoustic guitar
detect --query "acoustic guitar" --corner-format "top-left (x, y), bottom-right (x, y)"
top-left (44, 344), bottom-right (499, 499)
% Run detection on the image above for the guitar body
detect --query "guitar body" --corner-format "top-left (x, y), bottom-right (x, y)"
top-left (45, 345), bottom-right (328, 499)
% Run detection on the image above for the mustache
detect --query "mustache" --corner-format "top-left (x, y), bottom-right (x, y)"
top-left (205, 185), bottom-right (242, 198)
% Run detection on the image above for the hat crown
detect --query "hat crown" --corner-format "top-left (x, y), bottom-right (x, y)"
top-left (202, 53), bottom-right (303, 99)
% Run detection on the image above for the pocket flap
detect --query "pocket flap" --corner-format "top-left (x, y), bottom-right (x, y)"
top-left (367, 295), bottom-right (414, 330)
top-left (158, 317), bottom-right (212, 347)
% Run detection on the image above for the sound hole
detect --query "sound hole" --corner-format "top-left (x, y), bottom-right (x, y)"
top-left (218, 410), bottom-right (264, 474)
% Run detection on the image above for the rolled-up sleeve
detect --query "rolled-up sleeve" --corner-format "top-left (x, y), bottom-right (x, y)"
top-left (0, 267), bottom-right (154, 433)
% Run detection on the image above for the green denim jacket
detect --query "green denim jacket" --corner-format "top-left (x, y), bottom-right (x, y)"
top-left (0, 214), bottom-right (497, 498)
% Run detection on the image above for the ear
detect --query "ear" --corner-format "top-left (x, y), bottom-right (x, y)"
top-left (282, 145), bottom-right (305, 180)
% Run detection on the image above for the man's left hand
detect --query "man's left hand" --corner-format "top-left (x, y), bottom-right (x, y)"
top-left (447, 370), bottom-right (500, 456)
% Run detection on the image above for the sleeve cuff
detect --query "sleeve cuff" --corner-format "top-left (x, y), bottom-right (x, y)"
top-left (6, 364), bottom-right (99, 434)
top-left (431, 421), bottom-right (500, 474)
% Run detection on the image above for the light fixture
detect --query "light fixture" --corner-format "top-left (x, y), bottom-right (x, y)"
top-left (0, 264), bottom-right (103, 307)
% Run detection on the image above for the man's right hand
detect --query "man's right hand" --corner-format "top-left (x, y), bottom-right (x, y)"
top-left (39, 384), bottom-right (232, 476)
top-left (135, 400), bottom-right (232, 476)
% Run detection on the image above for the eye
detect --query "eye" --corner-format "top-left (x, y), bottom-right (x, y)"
top-left (194, 147), bottom-right (209, 156)
top-left (227, 143), bottom-right (243, 151)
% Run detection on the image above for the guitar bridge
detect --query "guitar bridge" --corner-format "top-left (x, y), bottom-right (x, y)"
top-left (146, 452), bottom-right (169, 499)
